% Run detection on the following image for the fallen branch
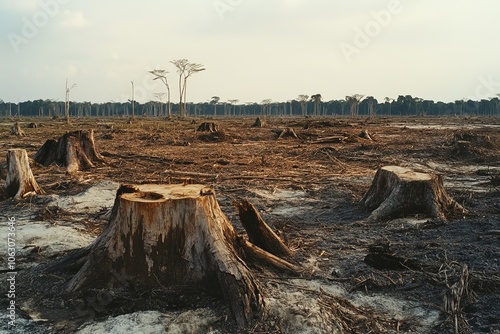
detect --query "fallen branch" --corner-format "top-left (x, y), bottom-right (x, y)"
top-left (240, 239), bottom-right (301, 275)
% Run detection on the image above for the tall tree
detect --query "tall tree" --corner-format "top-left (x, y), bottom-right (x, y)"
top-left (149, 69), bottom-right (171, 117)
top-left (397, 95), bottom-right (414, 115)
top-left (414, 97), bottom-right (424, 116)
top-left (310, 94), bottom-right (322, 116)
top-left (365, 96), bottom-right (377, 117)
top-left (490, 96), bottom-right (500, 116)
top-left (154, 92), bottom-right (167, 116)
top-left (228, 99), bottom-right (239, 116)
top-left (346, 94), bottom-right (364, 117)
top-left (210, 96), bottom-right (220, 116)
top-left (384, 97), bottom-right (394, 116)
top-left (287, 100), bottom-right (294, 116)
top-left (130, 81), bottom-right (135, 119)
top-left (297, 95), bottom-right (309, 116)
top-left (65, 79), bottom-right (76, 124)
top-left (170, 59), bottom-right (205, 118)
top-left (261, 99), bottom-right (272, 116)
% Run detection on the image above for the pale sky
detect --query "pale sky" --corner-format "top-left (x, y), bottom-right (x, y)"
top-left (1, 0), bottom-right (499, 104)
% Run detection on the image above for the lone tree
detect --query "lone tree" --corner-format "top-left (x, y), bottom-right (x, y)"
top-left (129, 80), bottom-right (135, 119)
top-left (170, 59), bottom-right (205, 118)
top-left (149, 69), bottom-right (172, 117)
top-left (47, 184), bottom-right (299, 329)
top-left (65, 79), bottom-right (76, 124)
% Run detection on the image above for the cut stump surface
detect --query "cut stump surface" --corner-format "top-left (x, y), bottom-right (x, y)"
top-left (60, 184), bottom-right (265, 328)
top-left (360, 166), bottom-right (465, 222)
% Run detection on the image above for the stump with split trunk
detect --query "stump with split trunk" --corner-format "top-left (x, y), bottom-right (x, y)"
top-left (11, 122), bottom-right (25, 136)
top-left (5, 149), bottom-right (44, 199)
top-left (34, 129), bottom-right (104, 173)
top-left (47, 184), bottom-right (303, 328)
top-left (360, 166), bottom-right (464, 222)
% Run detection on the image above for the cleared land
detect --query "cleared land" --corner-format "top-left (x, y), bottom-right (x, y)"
top-left (0, 116), bottom-right (499, 333)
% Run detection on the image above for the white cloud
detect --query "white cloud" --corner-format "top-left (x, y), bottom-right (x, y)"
top-left (58, 10), bottom-right (87, 28)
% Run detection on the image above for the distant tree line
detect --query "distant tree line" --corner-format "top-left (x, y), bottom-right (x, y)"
top-left (1, 95), bottom-right (499, 118)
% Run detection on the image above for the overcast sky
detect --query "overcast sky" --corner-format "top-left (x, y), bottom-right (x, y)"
top-left (1, 0), bottom-right (499, 104)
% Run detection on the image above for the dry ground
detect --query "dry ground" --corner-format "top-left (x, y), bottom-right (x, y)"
top-left (0, 116), bottom-right (499, 333)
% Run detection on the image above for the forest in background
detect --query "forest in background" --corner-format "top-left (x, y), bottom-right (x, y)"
top-left (1, 94), bottom-right (500, 118)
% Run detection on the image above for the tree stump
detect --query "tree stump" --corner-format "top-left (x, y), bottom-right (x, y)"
top-left (10, 122), bottom-right (26, 136)
top-left (359, 129), bottom-right (373, 140)
top-left (57, 184), bottom-right (266, 328)
top-left (252, 117), bottom-right (265, 128)
top-left (34, 130), bottom-right (104, 173)
top-left (5, 149), bottom-right (45, 199)
top-left (197, 122), bottom-right (219, 132)
top-left (360, 166), bottom-right (465, 222)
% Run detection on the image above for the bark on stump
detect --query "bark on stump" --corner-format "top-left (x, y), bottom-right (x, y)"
top-left (61, 184), bottom-right (265, 328)
top-left (34, 129), bottom-right (104, 173)
top-left (252, 117), bottom-right (265, 128)
top-left (360, 166), bottom-right (464, 222)
top-left (197, 122), bottom-right (219, 132)
top-left (11, 122), bottom-right (26, 136)
top-left (5, 149), bottom-right (45, 199)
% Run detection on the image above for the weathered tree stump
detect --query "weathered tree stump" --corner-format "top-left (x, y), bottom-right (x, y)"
top-left (34, 129), bottom-right (104, 173)
top-left (252, 117), bottom-right (265, 128)
top-left (360, 166), bottom-right (465, 222)
top-left (53, 184), bottom-right (273, 328)
top-left (10, 122), bottom-right (26, 136)
top-left (197, 122), bottom-right (219, 132)
top-left (5, 149), bottom-right (45, 199)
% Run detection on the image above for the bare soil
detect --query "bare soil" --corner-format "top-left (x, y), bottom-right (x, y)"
top-left (0, 116), bottom-right (499, 333)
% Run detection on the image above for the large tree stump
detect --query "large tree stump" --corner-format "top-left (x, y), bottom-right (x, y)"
top-left (56, 184), bottom-right (267, 328)
top-left (5, 149), bottom-right (45, 199)
top-left (34, 130), bottom-right (104, 173)
top-left (360, 166), bottom-right (465, 222)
